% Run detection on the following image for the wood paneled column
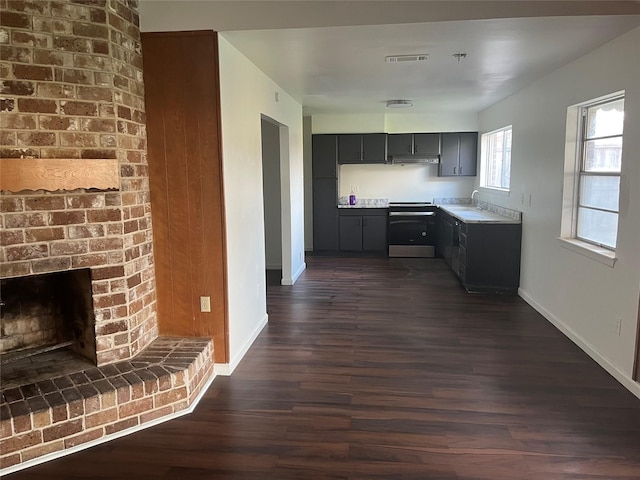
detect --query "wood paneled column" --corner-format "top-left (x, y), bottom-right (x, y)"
top-left (141, 31), bottom-right (228, 363)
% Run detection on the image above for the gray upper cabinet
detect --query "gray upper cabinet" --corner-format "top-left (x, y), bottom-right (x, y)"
top-left (413, 133), bottom-right (440, 155)
top-left (312, 134), bottom-right (338, 178)
top-left (439, 132), bottom-right (478, 177)
top-left (362, 134), bottom-right (387, 163)
top-left (458, 132), bottom-right (478, 176)
top-left (387, 133), bottom-right (413, 156)
top-left (338, 133), bottom-right (386, 164)
top-left (387, 133), bottom-right (440, 159)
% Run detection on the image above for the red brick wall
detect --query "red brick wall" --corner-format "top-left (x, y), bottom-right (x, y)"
top-left (0, 0), bottom-right (158, 365)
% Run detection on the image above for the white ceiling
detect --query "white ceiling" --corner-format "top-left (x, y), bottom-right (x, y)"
top-left (139, 1), bottom-right (640, 115)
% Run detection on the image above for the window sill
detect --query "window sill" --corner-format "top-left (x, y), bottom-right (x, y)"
top-left (557, 237), bottom-right (617, 267)
top-left (480, 186), bottom-right (510, 196)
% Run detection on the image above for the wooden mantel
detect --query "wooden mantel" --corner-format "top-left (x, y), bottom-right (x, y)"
top-left (0, 158), bottom-right (120, 192)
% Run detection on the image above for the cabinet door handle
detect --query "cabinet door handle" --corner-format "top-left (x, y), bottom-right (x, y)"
top-left (453, 166), bottom-right (457, 175)
top-left (460, 166), bottom-right (463, 175)
top-left (408, 145), bottom-right (412, 153)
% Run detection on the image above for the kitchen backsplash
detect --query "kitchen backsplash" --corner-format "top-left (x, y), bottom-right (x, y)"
top-left (338, 197), bottom-right (389, 208)
top-left (433, 197), bottom-right (472, 205)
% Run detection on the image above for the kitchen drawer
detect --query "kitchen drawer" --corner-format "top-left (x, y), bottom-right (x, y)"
top-left (459, 245), bottom-right (467, 265)
top-left (458, 260), bottom-right (466, 282)
top-left (338, 208), bottom-right (387, 216)
top-left (459, 231), bottom-right (467, 247)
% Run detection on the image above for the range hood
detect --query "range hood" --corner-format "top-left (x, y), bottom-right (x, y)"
top-left (390, 154), bottom-right (440, 165)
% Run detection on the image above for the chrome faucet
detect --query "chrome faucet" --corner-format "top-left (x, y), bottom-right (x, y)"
top-left (471, 189), bottom-right (480, 207)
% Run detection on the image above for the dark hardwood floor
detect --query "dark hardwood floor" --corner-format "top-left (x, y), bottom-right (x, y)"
top-left (9, 257), bottom-right (640, 479)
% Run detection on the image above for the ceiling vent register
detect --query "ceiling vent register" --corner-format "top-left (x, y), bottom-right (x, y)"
top-left (385, 54), bottom-right (428, 63)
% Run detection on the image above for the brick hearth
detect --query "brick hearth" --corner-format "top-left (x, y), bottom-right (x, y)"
top-left (0, 337), bottom-right (213, 470)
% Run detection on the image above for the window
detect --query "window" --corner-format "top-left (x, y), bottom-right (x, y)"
top-left (480, 126), bottom-right (512, 191)
top-left (574, 96), bottom-right (624, 250)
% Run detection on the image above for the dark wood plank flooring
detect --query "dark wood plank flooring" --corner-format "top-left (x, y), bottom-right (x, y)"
top-left (9, 257), bottom-right (640, 479)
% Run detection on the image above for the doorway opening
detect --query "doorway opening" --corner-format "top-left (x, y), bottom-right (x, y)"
top-left (261, 115), bottom-right (290, 286)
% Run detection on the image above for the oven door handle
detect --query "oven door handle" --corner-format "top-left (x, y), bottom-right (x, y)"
top-left (388, 212), bottom-right (435, 216)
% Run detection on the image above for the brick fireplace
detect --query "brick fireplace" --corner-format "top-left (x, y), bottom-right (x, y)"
top-left (1, 0), bottom-right (156, 365)
top-left (0, 0), bottom-right (214, 471)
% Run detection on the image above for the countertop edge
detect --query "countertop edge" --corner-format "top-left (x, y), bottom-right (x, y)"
top-left (438, 205), bottom-right (521, 224)
top-left (337, 205), bottom-right (389, 209)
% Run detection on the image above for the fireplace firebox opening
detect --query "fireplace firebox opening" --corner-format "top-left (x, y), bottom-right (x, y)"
top-left (0, 269), bottom-right (96, 368)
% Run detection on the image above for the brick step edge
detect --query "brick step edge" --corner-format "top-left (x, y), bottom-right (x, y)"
top-left (0, 337), bottom-right (214, 470)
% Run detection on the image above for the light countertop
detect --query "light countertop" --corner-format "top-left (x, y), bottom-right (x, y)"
top-left (439, 205), bottom-right (521, 224)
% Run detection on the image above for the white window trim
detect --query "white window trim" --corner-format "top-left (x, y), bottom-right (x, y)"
top-left (559, 91), bottom-right (623, 268)
top-left (480, 125), bottom-right (512, 192)
top-left (557, 237), bottom-right (616, 267)
top-left (480, 186), bottom-right (510, 195)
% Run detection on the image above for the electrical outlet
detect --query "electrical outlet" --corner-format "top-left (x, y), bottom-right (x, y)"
top-left (615, 318), bottom-right (622, 336)
top-left (200, 296), bottom-right (211, 313)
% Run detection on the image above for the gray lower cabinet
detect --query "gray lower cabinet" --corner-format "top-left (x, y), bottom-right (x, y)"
top-left (313, 179), bottom-right (338, 251)
top-left (339, 216), bottom-right (362, 251)
top-left (338, 209), bottom-right (387, 252)
top-left (437, 210), bottom-right (521, 293)
top-left (437, 210), bottom-right (456, 268)
top-left (362, 216), bottom-right (387, 251)
top-left (459, 222), bottom-right (521, 293)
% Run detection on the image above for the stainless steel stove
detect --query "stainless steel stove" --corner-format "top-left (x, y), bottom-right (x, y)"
top-left (387, 202), bottom-right (437, 257)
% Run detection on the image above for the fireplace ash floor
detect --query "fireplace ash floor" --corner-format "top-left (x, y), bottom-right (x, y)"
top-left (1, 350), bottom-right (93, 390)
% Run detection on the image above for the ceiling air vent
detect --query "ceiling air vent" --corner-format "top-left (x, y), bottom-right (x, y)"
top-left (385, 54), bottom-right (428, 63)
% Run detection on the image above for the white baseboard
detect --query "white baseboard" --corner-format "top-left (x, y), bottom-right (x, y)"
top-left (1, 369), bottom-right (217, 476)
top-left (215, 313), bottom-right (268, 376)
top-left (518, 288), bottom-right (640, 400)
top-left (282, 262), bottom-right (306, 286)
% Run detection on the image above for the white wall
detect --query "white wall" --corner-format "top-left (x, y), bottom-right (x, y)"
top-left (312, 112), bottom-right (479, 202)
top-left (478, 27), bottom-right (640, 397)
top-left (312, 112), bottom-right (478, 134)
top-left (218, 36), bottom-right (305, 373)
